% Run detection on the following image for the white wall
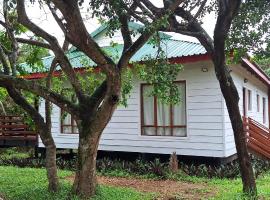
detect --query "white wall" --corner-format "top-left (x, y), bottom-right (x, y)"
top-left (39, 60), bottom-right (228, 158)
top-left (223, 65), bottom-right (269, 157)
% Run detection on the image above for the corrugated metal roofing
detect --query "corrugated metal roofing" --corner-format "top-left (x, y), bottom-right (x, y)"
top-left (20, 39), bottom-right (206, 73)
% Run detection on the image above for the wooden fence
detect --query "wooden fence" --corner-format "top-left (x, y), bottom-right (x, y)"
top-left (0, 115), bottom-right (37, 147)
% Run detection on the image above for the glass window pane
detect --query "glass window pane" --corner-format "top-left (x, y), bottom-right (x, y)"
top-left (63, 113), bottom-right (72, 125)
top-left (173, 83), bottom-right (186, 125)
top-left (173, 128), bottom-right (186, 137)
top-left (143, 85), bottom-right (154, 125)
top-left (157, 127), bottom-right (171, 136)
top-left (157, 99), bottom-right (170, 126)
top-left (143, 127), bottom-right (155, 135)
top-left (63, 126), bottom-right (72, 133)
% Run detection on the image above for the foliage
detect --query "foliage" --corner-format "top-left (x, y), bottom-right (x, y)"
top-left (0, 166), bottom-right (153, 200)
top-left (0, 148), bottom-right (30, 160)
top-left (253, 57), bottom-right (270, 76)
top-left (228, 0), bottom-right (270, 58)
top-left (0, 165), bottom-right (270, 199)
top-left (0, 88), bottom-right (37, 128)
top-left (17, 43), bottom-right (50, 74)
top-left (135, 53), bottom-right (183, 105)
top-left (2, 148), bottom-right (270, 181)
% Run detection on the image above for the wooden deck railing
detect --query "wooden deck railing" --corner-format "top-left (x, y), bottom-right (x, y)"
top-left (0, 115), bottom-right (37, 147)
top-left (243, 116), bottom-right (270, 159)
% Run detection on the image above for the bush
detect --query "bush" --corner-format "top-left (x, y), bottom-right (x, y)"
top-left (1, 150), bottom-right (270, 180)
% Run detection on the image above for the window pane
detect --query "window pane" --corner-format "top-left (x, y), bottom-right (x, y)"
top-left (157, 127), bottom-right (171, 136)
top-left (74, 126), bottom-right (79, 134)
top-left (63, 113), bottom-right (72, 125)
top-left (157, 100), bottom-right (170, 126)
top-left (143, 127), bottom-right (156, 135)
top-left (173, 83), bottom-right (186, 125)
top-left (173, 128), bottom-right (186, 137)
top-left (63, 126), bottom-right (72, 133)
top-left (143, 85), bottom-right (154, 125)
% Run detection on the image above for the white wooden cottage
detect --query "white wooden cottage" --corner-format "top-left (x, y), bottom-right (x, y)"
top-left (27, 23), bottom-right (270, 161)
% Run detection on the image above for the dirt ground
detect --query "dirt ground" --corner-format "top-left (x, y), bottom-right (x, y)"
top-left (66, 175), bottom-right (216, 200)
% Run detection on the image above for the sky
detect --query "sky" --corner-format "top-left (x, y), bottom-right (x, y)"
top-left (24, 1), bottom-right (216, 45)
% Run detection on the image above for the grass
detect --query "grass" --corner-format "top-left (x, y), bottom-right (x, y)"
top-left (99, 168), bottom-right (270, 199)
top-left (209, 173), bottom-right (270, 200)
top-left (0, 166), bottom-right (154, 200)
top-left (0, 148), bottom-right (270, 199)
top-left (0, 148), bottom-right (31, 160)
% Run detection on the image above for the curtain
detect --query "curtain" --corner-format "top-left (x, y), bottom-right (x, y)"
top-left (142, 82), bottom-right (186, 137)
top-left (157, 99), bottom-right (170, 136)
top-left (63, 113), bottom-right (72, 133)
top-left (173, 83), bottom-right (186, 136)
top-left (143, 85), bottom-right (155, 135)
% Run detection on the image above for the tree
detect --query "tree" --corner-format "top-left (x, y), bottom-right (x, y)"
top-left (0, 0), bottom-right (59, 192)
top-left (123, 0), bottom-right (258, 194)
top-left (228, 0), bottom-right (270, 76)
top-left (228, 0), bottom-right (270, 60)
top-left (0, 0), bottom-right (183, 197)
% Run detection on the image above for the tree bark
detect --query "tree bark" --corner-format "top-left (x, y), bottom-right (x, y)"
top-left (213, 60), bottom-right (257, 194)
top-left (72, 132), bottom-right (100, 197)
top-left (72, 76), bottom-right (121, 197)
top-left (6, 87), bottom-right (59, 192)
top-left (41, 129), bottom-right (59, 192)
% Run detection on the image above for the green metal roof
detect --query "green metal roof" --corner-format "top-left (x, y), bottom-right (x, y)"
top-left (19, 22), bottom-right (206, 73)
top-left (20, 38), bottom-right (206, 73)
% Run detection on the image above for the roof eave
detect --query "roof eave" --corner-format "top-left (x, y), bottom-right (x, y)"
top-left (241, 58), bottom-right (270, 87)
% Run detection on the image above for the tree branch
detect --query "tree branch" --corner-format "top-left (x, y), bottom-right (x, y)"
top-left (119, 14), bottom-right (133, 52)
top-left (118, 0), bottom-right (183, 68)
top-left (0, 45), bottom-right (10, 75)
top-left (50, 0), bottom-right (118, 75)
top-left (0, 75), bottom-right (79, 116)
top-left (16, 38), bottom-right (52, 49)
top-left (16, 0), bottom-right (87, 103)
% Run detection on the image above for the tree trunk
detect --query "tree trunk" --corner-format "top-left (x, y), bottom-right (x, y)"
top-left (214, 62), bottom-right (256, 194)
top-left (45, 138), bottom-right (59, 192)
top-left (72, 131), bottom-right (100, 197)
top-left (6, 87), bottom-right (59, 192)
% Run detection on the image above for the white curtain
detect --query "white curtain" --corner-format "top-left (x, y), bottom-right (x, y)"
top-left (143, 85), bottom-right (155, 135)
top-left (157, 99), bottom-right (170, 136)
top-left (63, 113), bottom-right (72, 133)
top-left (142, 82), bottom-right (186, 137)
top-left (173, 83), bottom-right (186, 136)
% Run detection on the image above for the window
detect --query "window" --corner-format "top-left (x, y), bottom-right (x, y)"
top-left (61, 110), bottom-right (78, 134)
top-left (141, 81), bottom-right (186, 137)
top-left (257, 94), bottom-right (260, 112)
top-left (60, 92), bottom-right (78, 134)
top-left (263, 97), bottom-right (266, 124)
top-left (248, 89), bottom-right (252, 111)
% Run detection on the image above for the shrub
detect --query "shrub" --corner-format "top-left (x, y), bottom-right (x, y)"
top-left (1, 150), bottom-right (270, 180)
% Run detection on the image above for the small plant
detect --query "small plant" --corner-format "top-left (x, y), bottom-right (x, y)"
top-left (148, 158), bottom-right (167, 178)
top-left (1, 148), bottom-right (270, 180)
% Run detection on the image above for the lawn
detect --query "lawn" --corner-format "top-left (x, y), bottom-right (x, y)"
top-left (0, 166), bottom-right (270, 199)
top-left (0, 166), bottom-right (154, 200)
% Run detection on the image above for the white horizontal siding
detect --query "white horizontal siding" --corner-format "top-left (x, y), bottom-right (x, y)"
top-left (223, 65), bottom-right (269, 157)
top-left (39, 60), bottom-right (227, 158)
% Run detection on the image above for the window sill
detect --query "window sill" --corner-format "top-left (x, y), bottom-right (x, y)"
top-left (139, 135), bottom-right (189, 141)
top-left (58, 133), bottom-right (79, 137)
